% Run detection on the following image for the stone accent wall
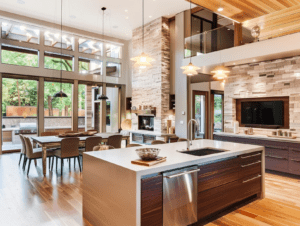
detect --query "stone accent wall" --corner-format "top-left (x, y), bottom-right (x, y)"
top-left (224, 56), bottom-right (300, 135)
top-left (132, 17), bottom-right (170, 133)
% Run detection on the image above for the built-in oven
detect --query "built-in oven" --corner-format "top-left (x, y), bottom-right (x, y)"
top-left (163, 166), bottom-right (199, 226)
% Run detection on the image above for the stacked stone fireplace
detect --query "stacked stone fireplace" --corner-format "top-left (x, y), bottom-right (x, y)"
top-left (131, 17), bottom-right (170, 134)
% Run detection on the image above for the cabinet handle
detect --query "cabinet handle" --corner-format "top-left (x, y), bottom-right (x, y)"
top-left (291, 159), bottom-right (300, 163)
top-left (243, 175), bottom-right (262, 183)
top-left (241, 160), bottom-right (261, 168)
top-left (265, 155), bottom-right (287, 160)
top-left (165, 169), bottom-right (200, 179)
top-left (241, 153), bottom-right (261, 159)
top-left (265, 146), bottom-right (287, 150)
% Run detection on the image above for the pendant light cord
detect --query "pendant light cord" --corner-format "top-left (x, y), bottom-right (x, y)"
top-left (190, 0), bottom-right (192, 63)
top-left (60, 0), bottom-right (63, 93)
top-left (142, 0), bottom-right (144, 52)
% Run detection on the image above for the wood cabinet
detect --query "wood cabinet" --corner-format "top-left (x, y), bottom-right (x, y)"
top-left (141, 152), bottom-right (262, 225)
top-left (141, 175), bottom-right (163, 226)
top-left (214, 134), bottom-right (300, 175)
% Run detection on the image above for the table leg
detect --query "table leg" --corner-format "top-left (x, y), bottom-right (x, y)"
top-left (42, 145), bottom-right (47, 176)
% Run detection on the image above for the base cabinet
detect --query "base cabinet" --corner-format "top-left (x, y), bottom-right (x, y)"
top-left (214, 134), bottom-right (300, 175)
top-left (141, 152), bottom-right (263, 226)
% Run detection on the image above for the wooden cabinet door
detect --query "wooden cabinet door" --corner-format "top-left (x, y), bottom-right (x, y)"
top-left (141, 175), bottom-right (163, 226)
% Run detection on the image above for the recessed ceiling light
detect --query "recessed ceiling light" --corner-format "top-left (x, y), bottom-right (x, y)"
top-left (126, 16), bottom-right (129, 19)
top-left (149, 16), bottom-right (152, 18)
top-left (17, 0), bottom-right (25, 4)
top-left (280, 28), bottom-right (283, 31)
top-left (253, 59), bottom-right (256, 62)
top-left (218, 7), bottom-right (224, 12)
top-left (125, 9), bottom-right (128, 12)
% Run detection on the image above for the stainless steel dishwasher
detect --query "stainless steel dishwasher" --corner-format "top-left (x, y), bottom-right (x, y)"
top-left (163, 166), bottom-right (199, 226)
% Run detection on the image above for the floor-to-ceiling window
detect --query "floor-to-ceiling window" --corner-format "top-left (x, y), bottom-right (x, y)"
top-left (2, 77), bottom-right (38, 152)
top-left (106, 86), bottom-right (119, 132)
top-left (44, 81), bottom-right (73, 134)
top-left (78, 84), bottom-right (86, 130)
top-left (193, 91), bottom-right (208, 139)
top-left (212, 91), bottom-right (224, 132)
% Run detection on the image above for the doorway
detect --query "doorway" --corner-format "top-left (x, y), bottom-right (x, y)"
top-left (211, 91), bottom-right (224, 133)
top-left (192, 91), bottom-right (208, 139)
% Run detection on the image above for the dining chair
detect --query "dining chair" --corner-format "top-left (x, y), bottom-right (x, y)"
top-left (18, 134), bottom-right (26, 167)
top-left (41, 131), bottom-right (60, 168)
top-left (106, 135), bottom-right (123, 149)
top-left (51, 138), bottom-right (81, 175)
top-left (151, 140), bottom-right (166, 145)
top-left (23, 136), bottom-right (55, 176)
top-left (178, 138), bottom-right (188, 142)
top-left (126, 143), bottom-right (142, 148)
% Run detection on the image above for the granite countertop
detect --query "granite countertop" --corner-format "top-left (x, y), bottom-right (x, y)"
top-left (125, 130), bottom-right (176, 137)
top-left (85, 139), bottom-right (264, 176)
top-left (214, 131), bottom-right (300, 143)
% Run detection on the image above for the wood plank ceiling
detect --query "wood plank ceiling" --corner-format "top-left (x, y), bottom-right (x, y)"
top-left (189, 0), bottom-right (300, 40)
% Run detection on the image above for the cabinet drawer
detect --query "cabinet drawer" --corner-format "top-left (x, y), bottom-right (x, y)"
top-left (239, 174), bottom-right (262, 201)
top-left (265, 156), bottom-right (289, 172)
top-left (240, 160), bottom-right (261, 179)
top-left (265, 146), bottom-right (288, 159)
top-left (289, 159), bottom-right (300, 175)
top-left (197, 180), bottom-right (240, 220)
top-left (290, 149), bottom-right (300, 161)
top-left (198, 157), bottom-right (240, 192)
top-left (240, 151), bottom-right (262, 164)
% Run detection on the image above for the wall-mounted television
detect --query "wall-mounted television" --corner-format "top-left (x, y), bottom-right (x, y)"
top-left (241, 101), bottom-right (284, 127)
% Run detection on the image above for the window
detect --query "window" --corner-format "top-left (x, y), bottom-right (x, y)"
top-left (1, 21), bottom-right (40, 44)
top-left (44, 31), bottom-right (74, 51)
top-left (44, 81), bottom-right (73, 134)
top-left (78, 84), bottom-right (86, 129)
top-left (44, 52), bottom-right (73, 71)
top-left (106, 87), bottom-right (119, 132)
top-left (79, 38), bottom-right (102, 56)
top-left (1, 45), bottom-right (38, 67)
top-left (106, 44), bottom-right (121, 58)
top-left (106, 62), bottom-right (121, 77)
top-left (79, 58), bottom-right (102, 75)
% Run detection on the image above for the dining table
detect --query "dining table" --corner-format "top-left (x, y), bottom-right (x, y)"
top-left (31, 133), bottom-right (130, 176)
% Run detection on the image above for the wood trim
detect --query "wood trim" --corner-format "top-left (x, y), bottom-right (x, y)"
top-left (192, 91), bottom-right (209, 139)
top-left (234, 23), bottom-right (243, 46)
top-left (236, 96), bottom-right (289, 129)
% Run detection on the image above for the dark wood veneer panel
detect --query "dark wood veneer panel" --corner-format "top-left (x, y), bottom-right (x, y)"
top-left (141, 175), bottom-right (163, 226)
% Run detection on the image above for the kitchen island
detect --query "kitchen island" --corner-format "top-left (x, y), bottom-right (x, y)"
top-left (83, 139), bottom-right (265, 226)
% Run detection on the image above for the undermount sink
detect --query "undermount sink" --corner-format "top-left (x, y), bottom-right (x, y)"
top-left (180, 148), bottom-right (226, 156)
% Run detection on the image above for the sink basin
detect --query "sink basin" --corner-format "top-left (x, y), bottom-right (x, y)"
top-left (180, 148), bottom-right (225, 156)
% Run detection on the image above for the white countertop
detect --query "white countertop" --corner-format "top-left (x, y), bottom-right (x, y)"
top-left (125, 130), bottom-right (176, 137)
top-left (85, 139), bottom-right (264, 177)
top-left (214, 131), bottom-right (300, 143)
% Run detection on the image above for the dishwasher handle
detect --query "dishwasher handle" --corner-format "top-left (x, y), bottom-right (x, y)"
top-left (165, 169), bottom-right (200, 179)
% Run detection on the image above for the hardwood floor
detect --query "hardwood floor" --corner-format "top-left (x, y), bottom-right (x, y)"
top-left (1, 153), bottom-right (300, 226)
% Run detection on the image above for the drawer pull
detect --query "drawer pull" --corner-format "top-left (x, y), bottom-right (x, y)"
top-left (241, 153), bottom-right (261, 159)
top-left (243, 175), bottom-right (262, 183)
top-left (265, 146), bottom-right (288, 150)
top-left (241, 160), bottom-right (261, 168)
top-left (291, 159), bottom-right (300, 163)
top-left (266, 155), bottom-right (287, 160)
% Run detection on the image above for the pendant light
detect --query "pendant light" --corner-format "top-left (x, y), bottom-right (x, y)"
top-left (97, 7), bottom-right (108, 100)
top-left (181, 0), bottom-right (200, 76)
top-left (211, 47), bottom-right (230, 80)
top-left (53, 0), bottom-right (68, 98)
top-left (130, 0), bottom-right (154, 69)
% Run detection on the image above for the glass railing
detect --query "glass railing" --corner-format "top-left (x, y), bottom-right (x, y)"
top-left (184, 24), bottom-right (255, 58)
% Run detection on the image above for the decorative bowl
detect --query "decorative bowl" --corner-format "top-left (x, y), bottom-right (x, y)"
top-left (136, 148), bottom-right (160, 161)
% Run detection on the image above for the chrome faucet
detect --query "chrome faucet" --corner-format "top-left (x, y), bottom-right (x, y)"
top-left (187, 119), bottom-right (199, 150)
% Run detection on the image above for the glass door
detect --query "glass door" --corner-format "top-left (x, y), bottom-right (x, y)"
top-left (212, 91), bottom-right (224, 133)
top-left (192, 91), bottom-right (208, 139)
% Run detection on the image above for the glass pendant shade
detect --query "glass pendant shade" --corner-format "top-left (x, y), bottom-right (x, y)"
top-left (53, 90), bottom-right (68, 98)
top-left (211, 65), bottom-right (230, 80)
top-left (131, 52), bottom-right (154, 69)
top-left (181, 62), bottom-right (200, 76)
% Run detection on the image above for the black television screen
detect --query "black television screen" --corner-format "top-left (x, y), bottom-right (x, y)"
top-left (241, 101), bottom-right (284, 126)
